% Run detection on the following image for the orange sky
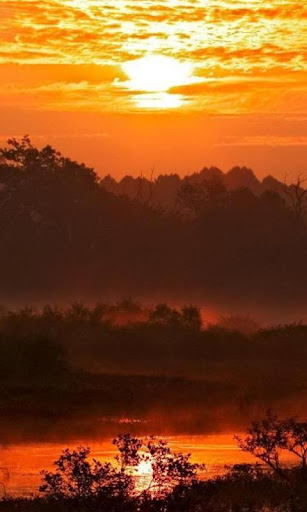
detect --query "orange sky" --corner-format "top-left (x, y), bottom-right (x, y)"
top-left (1, 0), bottom-right (306, 179)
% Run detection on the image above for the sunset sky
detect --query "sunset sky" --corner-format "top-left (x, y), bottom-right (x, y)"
top-left (1, 0), bottom-right (306, 178)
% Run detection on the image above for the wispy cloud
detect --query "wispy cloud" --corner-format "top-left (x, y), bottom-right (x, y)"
top-left (217, 136), bottom-right (307, 147)
top-left (0, 0), bottom-right (306, 114)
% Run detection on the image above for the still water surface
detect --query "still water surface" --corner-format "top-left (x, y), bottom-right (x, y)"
top-left (0, 435), bottom-right (255, 496)
top-left (0, 435), bottom-right (293, 497)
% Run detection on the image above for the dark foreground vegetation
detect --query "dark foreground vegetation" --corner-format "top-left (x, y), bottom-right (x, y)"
top-left (1, 137), bottom-right (307, 313)
top-left (1, 413), bottom-right (307, 511)
top-left (1, 138), bottom-right (307, 508)
top-left (0, 302), bottom-right (306, 440)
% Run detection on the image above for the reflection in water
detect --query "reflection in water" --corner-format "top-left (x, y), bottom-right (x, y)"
top-left (135, 458), bottom-right (153, 493)
top-left (0, 435), bottom-right (255, 497)
top-left (0, 434), bottom-right (296, 497)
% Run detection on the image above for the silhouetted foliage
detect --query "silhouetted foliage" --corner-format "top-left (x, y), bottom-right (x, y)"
top-left (236, 411), bottom-right (287, 478)
top-left (40, 446), bottom-right (132, 500)
top-left (0, 303), bottom-right (306, 442)
top-left (149, 304), bottom-right (201, 330)
top-left (2, 431), bottom-right (307, 511)
top-left (236, 411), bottom-right (307, 480)
top-left (1, 137), bottom-right (307, 312)
top-left (282, 418), bottom-right (307, 472)
top-left (1, 137), bottom-right (307, 510)
top-left (40, 435), bottom-right (204, 501)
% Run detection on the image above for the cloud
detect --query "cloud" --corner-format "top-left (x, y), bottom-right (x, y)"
top-left (0, 0), bottom-right (306, 114)
top-left (0, 63), bottom-right (126, 85)
top-left (217, 136), bottom-right (307, 147)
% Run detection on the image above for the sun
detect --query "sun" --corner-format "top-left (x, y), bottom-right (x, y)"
top-left (122, 54), bottom-right (195, 93)
top-left (120, 54), bottom-right (199, 109)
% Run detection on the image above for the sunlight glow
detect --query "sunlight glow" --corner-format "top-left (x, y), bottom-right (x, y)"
top-left (67, 0), bottom-right (89, 8)
top-left (134, 458), bottom-right (154, 493)
top-left (132, 92), bottom-right (184, 109)
top-left (3, 0), bottom-right (305, 116)
top-left (122, 55), bottom-right (196, 93)
top-left (137, 459), bottom-right (153, 477)
top-left (121, 54), bottom-right (198, 109)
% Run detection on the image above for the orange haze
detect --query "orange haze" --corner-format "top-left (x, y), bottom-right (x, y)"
top-left (0, 0), bottom-right (306, 179)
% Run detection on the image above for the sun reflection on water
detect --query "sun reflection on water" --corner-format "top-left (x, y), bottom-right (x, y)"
top-left (135, 458), bottom-right (154, 493)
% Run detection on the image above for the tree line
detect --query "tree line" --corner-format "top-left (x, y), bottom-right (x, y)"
top-left (1, 137), bottom-right (307, 311)
top-left (0, 302), bottom-right (306, 443)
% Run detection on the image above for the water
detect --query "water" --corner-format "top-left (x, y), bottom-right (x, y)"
top-left (0, 434), bottom-right (263, 497)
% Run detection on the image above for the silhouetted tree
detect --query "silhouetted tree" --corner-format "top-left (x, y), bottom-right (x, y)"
top-left (113, 434), bottom-right (143, 471)
top-left (40, 435), bottom-right (204, 501)
top-left (149, 304), bottom-right (181, 327)
top-left (235, 411), bottom-right (287, 479)
top-left (144, 437), bottom-right (204, 496)
top-left (282, 418), bottom-right (307, 472)
top-left (237, 412), bottom-right (307, 481)
top-left (281, 174), bottom-right (307, 224)
top-left (40, 446), bottom-right (132, 499)
top-left (1, 136), bottom-right (307, 315)
top-left (178, 174), bottom-right (227, 216)
top-left (180, 306), bottom-right (202, 330)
